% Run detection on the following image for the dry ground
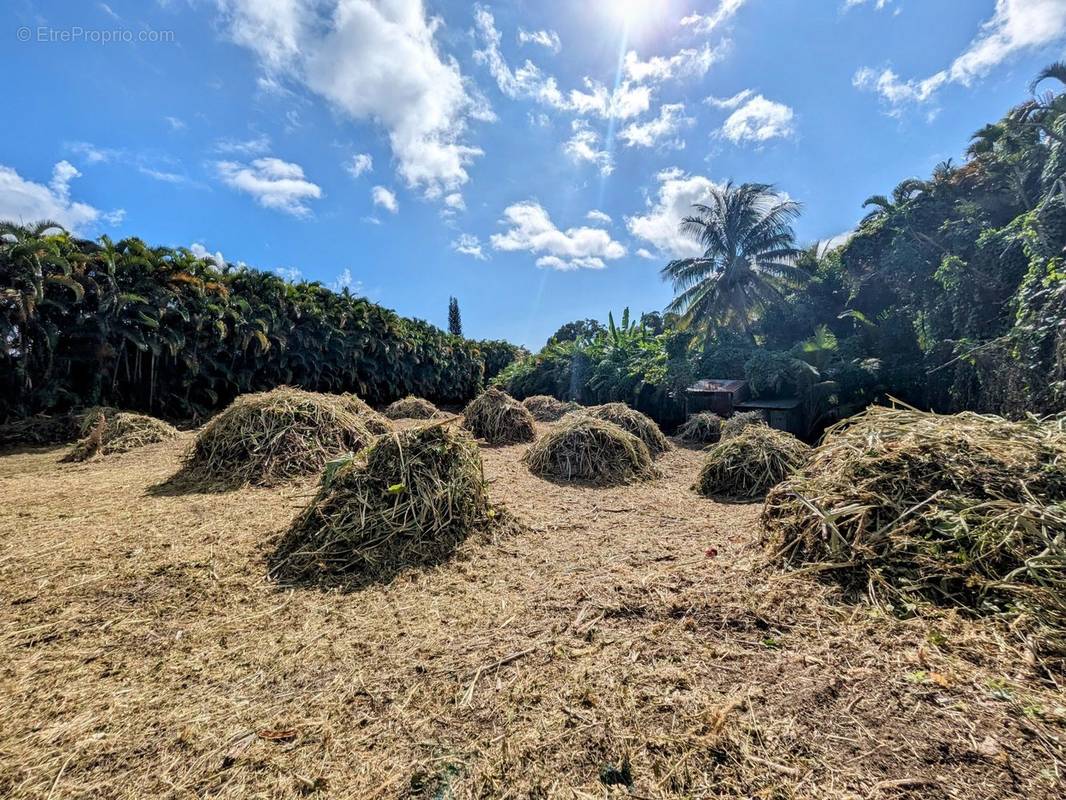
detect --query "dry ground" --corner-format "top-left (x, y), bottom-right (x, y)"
top-left (1, 422), bottom-right (1064, 799)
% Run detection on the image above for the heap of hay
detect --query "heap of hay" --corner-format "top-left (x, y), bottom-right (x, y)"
top-left (338, 393), bottom-right (393, 435)
top-left (522, 395), bottom-right (580, 422)
top-left (275, 423), bottom-right (492, 581)
top-left (721, 411), bottom-right (767, 440)
top-left (384, 396), bottom-right (443, 420)
top-left (463, 387), bottom-right (536, 445)
top-left (678, 412), bottom-right (724, 445)
top-left (763, 406), bottom-right (1066, 655)
top-left (176, 387), bottom-right (372, 489)
top-left (524, 416), bottom-right (658, 485)
top-left (694, 426), bottom-right (811, 501)
top-left (0, 406), bottom-right (117, 448)
top-left (62, 409), bottom-right (178, 462)
top-left (578, 403), bottom-right (671, 457)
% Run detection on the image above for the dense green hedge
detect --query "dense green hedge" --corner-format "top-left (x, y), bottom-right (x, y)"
top-left (0, 227), bottom-right (491, 421)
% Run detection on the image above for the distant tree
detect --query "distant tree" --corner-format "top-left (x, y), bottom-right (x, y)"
top-left (639, 311), bottom-right (665, 335)
top-left (448, 296), bottom-right (462, 337)
top-left (547, 319), bottom-right (603, 346)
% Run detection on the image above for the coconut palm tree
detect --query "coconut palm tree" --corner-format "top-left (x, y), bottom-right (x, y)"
top-left (661, 182), bottom-right (804, 341)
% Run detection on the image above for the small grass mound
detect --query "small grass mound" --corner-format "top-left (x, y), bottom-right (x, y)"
top-left (384, 396), bottom-right (443, 420)
top-left (721, 411), bottom-right (767, 440)
top-left (175, 387), bottom-right (372, 489)
top-left (464, 387), bottom-right (536, 445)
top-left (694, 426), bottom-right (811, 501)
top-left (579, 402), bottom-right (671, 457)
top-left (0, 406), bottom-right (118, 448)
top-left (524, 416), bottom-right (659, 486)
top-left (274, 423), bottom-right (494, 582)
top-left (763, 406), bottom-right (1066, 658)
top-left (522, 395), bottom-right (579, 422)
top-left (678, 412), bottom-right (723, 445)
top-left (338, 393), bottom-right (393, 435)
top-left (62, 409), bottom-right (178, 462)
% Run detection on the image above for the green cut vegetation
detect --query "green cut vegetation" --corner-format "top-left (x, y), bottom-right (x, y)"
top-left (463, 387), bottom-right (536, 445)
top-left (694, 426), bottom-right (811, 501)
top-left (524, 416), bottom-right (659, 486)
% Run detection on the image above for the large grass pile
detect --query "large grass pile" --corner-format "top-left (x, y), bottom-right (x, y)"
top-left (524, 416), bottom-right (658, 486)
top-left (337, 393), bottom-right (393, 435)
top-left (463, 387), bottom-right (536, 445)
top-left (577, 402), bottom-right (671, 457)
top-left (694, 426), bottom-right (811, 501)
top-left (384, 396), bottom-right (443, 420)
top-left (763, 406), bottom-right (1066, 656)
top-left (62, 409), bottom-right (178, 462)
top-left (677, 412), bottom-right (723, 445)
top-left (275, 423), bottom-right (493, 581)
top-left (521, 395), bottom-right (579, 422)
top-left (175, 387), bottom-right (372, 489)
top-left (721, 411), bottom-right (767, 440)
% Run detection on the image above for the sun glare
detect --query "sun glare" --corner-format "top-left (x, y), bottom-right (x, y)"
top-left (610, 0), bottom-right (659, 29)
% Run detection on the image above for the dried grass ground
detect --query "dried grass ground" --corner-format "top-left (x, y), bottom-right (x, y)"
top-left (1, 422), bottom-right (1063, 799)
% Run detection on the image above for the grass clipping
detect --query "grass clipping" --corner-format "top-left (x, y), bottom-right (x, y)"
top-left (524, 416), bottom-right (659, 486)
top-left (721, 411), bottom-right (767, 440)
top-left (337, 393), bottom-right (393, 435)
top-left (0, 406), bottom-right (117, 448)
top-left (694, 426), bottom-right (811, 501)
top-left (579, 402), bottom-right (671, 457)
top-left (464, 387), bottom-right (536, 445)
top-left (176, 387), bottom-right (372, 489)
top-left (384, 396), bottom-right (443, 420)
top-left (521, 395), bottom-right (579, 422)
top-left (62, 408), bottom-right (178, 462)
top-left (275, 423), bottom-right (493, 582)
top-left (763, 405), bottom-right (1066, 658)
top-left (678, 412), bottom-right (723, 444)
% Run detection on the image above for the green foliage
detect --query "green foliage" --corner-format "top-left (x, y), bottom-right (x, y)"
top-left (476, 339), bottom-right (529, 383)
top-left (448, 296), bottom-right (462, 337)
top-left (547, 318), bottom-right (603, 346)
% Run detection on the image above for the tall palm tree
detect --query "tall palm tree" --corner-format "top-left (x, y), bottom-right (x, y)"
top-left (661, 182), bottom-right (804, 340)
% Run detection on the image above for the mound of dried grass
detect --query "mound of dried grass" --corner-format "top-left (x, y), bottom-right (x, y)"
top-left (694, 426), bottom-right (811, 501)
top-left (384, 396), bottom-right (443, 420)
top-left (677, 412), bottom-right (723, 445)
top-left (274, 423), bottom-right (495, 582)
top-left (521, 395), bottom-right (580, 422)
top-left (721, 411), bottom-right (767, 440)
top-left (62, 409), bottom-right (178, 462)
top-left (174, 387), bottom-right (372, 490)
top-left (763, 405), bottom-right (1066, 658)
top-left (579, 402), bottom-right (671, 457)
top-left (337, 393), bottom-right (393, 435)
top-left (463, 387), bottom-right (536, 445)
top-left (0, 406), bottom-right (119, 448)
top-left (524, 416), bottom-right (659, 486)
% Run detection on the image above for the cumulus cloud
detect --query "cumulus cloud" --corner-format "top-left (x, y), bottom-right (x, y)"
top-left (346, 152), bottom-right (373, 177)
top-left (491, 200), bottom-right (626, 270)
top-left (215, 157), bottom-right (323, 216)
top-left (518, 28), bottom-right (561, 53)
top-left (443, 192), bottom-right (465, 211)
top-left (372, 185), bottom-right (399, 213)
top-left (190, 242), bottom-right (226, 267)
top-left (0, 160), bottom-right (120, 234)
top-left (587, 209), bottom-right (612, 224)
top-left (622, 44), bottom-right (721, 84)
top-left (719, 94), bottom-right (795, 143)
top-left (218, 0), bottom-right (484, 196)
top-left (332, 267), bottom-right (364, 293)
top-left (680, 0), bottom-right (748, 34)
top-left (625, 168), bottom-right (722, 258)
top-left (854, 0), bottom-right (1066, 111)
top-left (452, 233), bottom-right (487, 259)
top-left (619, 103), bottom-right (693, 148)
top-left (705, 89), bottom-right (754, 109)
top-left (564, 121), bottom-right (613, 175)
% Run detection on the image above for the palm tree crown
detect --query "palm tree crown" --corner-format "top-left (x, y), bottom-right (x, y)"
top-left (661, 181), bottom-right (804, 339)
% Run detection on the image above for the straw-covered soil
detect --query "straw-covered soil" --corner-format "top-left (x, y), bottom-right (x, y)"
top-left (576, 402), bottom-right (672, 457)
top-left (521, 394), bottom-right (579, 422)
top-left (383, 396), bottom-right (444, 420)
top-left (61, 409), bottom-right (179, 462)
top-left (764, 405), bottom-right (1066, 666)
top-left (524, 416), bottom-right (659, 485)
top-left (463, 387), bottom-right (536, 445)
top-left (1, 419), bottom-right (1064, 799)
top-left (677, 411), bottom-right (724, 445)
top-left (694, 426), bottom-right (812, 501)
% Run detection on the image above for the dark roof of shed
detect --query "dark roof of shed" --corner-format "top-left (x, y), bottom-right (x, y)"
top-left (736, 398), bottom-right (802, 410)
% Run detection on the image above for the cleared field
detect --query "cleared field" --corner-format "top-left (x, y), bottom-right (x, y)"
top-left (1, 424), bottom-right (1063, 798)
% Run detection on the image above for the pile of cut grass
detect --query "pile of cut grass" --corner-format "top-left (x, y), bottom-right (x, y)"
top-left (384, 396), bottom-right (443, 420)
top-left (337, 393), bottom-right (392, 435)
top-left (677, 412), bottom-right (723, 445)
top-left (0, 407), bottom-right (117, 448)
top-left (524, 416), bottom-right (658, 486)
top-left (694, 425), bottom-right (810, 501)
top-left (174, 387), bottom-right (372, 490)
top-left (763, 405), bottom-right (1066, 659)
top-left (577, 402), bottom-right (671, 457)
top-left (464, 387), bottom-right (536, 445)
top-left (274, 422), bottom-right (495, 582)
top-left (62, 409), bottom-right (178, 462)
top-left (721, 411), bottom-right (767, 440)
top-left (521, 395), bottom-right (579, 422)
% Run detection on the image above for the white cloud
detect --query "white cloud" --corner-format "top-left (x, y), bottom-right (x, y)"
top-left (625, 168), bottom-right (722, 258)
top-left (564, 121), bottom-right (613, 175)
top-left (99, 3), bottom-right (120, 20)
top-left (190, 242), bottom-right (226, 267)
top-left (491, 200), bottom-right (626, 270)
top-left (274, 266), bottom-right (303, 282)
top-left (346, 152), bottom-right (373, 177)
top-left (214, 134), bottom-right (272, 156)
top-left (636, 248), bottom-right (656, 259)
top-left (705, 88), bottom-right (754, 109)
top-left (720, 94), bottom-right (795, 143)
top-left (139, 166), bottom-right (188, 184)
top-left (218, 0), bottom-right (483, 196)
top-left (843, 0), bottom-right (894, 10)
top-left (619, 103), bottom-right (693, 148)
top-left (216, 157), bottom-right (322, 216)
top-left (517, 28), bottom-right (561, 54)
top-left (623, 44), bottom-right (721, 83)
top-left (443, 192), bottom-right (465, 211)
top-left (854, 0), bottom-right (1066, 111)
top-left (165, 115), bottom-right (187, 131)
top-left (372, 185), bottom-right (399, 213)
top-left (680, 0), bottom-right (748, 34)
top-left (452, 233), bottom-right (487, 260)
top-left (332, 267), bottom-right (364, 293)
top-left (587, 209), bottom-right (612, 224)
top-left (0, 160), bottom-right (118, 234)
top-left (66, 141), bottom-right (116, 164)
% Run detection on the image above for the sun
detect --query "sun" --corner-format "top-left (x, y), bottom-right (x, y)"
top-left (609, 0), bottom-right (660, 29)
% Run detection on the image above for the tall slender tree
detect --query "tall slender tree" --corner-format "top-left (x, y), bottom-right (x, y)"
top-left (448, 296), bottom-right (463, 337)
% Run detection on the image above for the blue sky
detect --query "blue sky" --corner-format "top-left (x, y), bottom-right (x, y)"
top-left (3, 0), bottom-right (1066, 348)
